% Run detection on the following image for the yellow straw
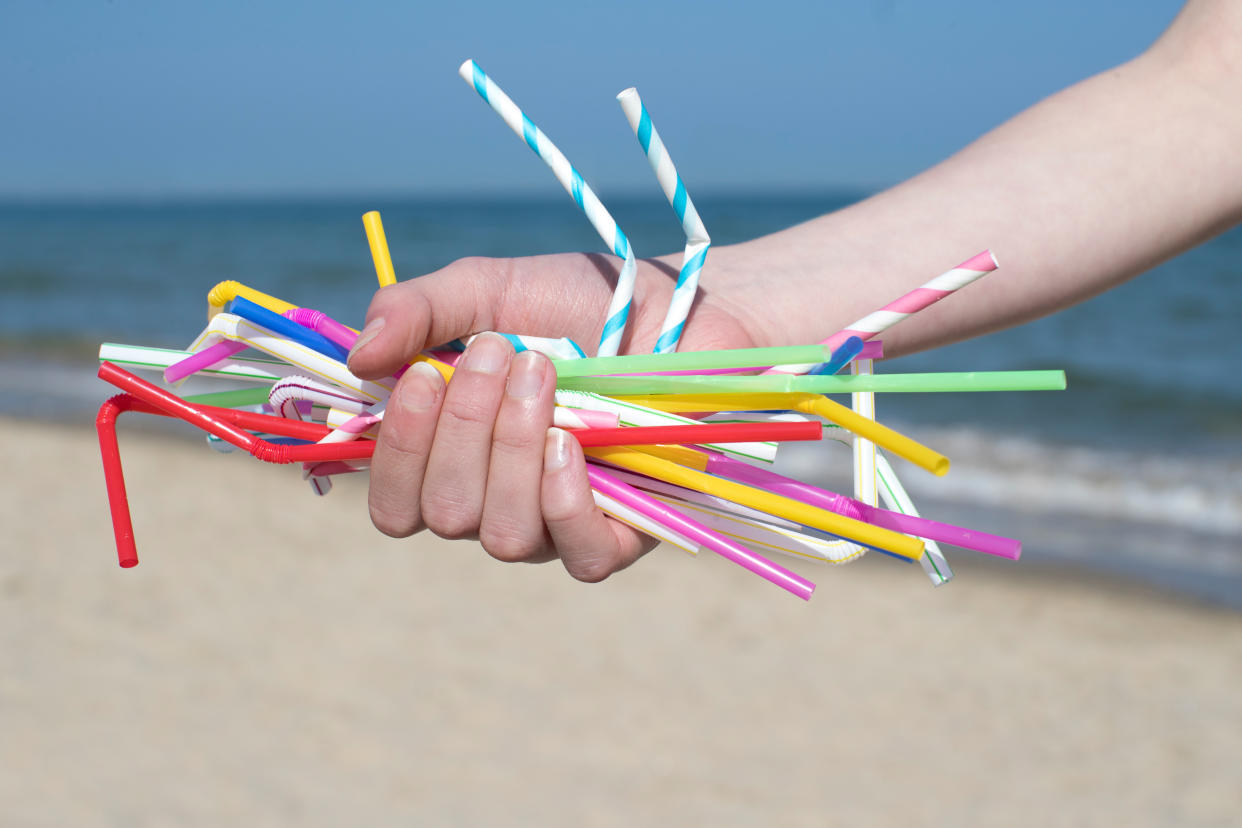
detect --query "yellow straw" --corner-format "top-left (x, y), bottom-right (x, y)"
top-left (796, 395), bottom-right (949, 477)
top-left (412, 354), bottom-right (455, 383)
top-left (616, 392), bottom-right (808, 414)
top-left (617, 393), bottom-right (950, 476)
top-left (362, 211), bottom-right (398, 288)
top-left (584, 446), bottom-right (925, 560)
top-left (632, 444), bottom-right (710, 471)
top-left (206, 281), bottom-right (298, 319)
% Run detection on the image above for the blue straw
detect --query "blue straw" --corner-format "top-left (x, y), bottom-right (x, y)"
top-left (227, 296), bottom-right (350, 363)
top-left (806, 336), bottom-right (865, 376)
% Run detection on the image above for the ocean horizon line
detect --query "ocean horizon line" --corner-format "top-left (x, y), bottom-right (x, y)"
top-left (0, 186), bottom-right (876, 210)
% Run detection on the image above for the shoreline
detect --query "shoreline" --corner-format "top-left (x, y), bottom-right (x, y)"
top-left (15, 384), bottom-right (1242, 611)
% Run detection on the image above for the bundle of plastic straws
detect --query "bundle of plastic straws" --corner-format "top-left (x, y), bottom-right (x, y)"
top-left (94, 62), bottom-right (1068, 600)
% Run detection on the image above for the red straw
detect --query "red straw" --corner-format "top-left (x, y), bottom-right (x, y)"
top-left (98, 363), bottom-right (821, 454)
top-left (97, 394), bottom-right (141, 568)
top-left (95, 362), bottom-right (825, 568)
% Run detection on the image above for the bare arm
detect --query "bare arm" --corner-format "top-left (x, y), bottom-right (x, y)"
top-left (707, 0), bottom-right (1242, 357)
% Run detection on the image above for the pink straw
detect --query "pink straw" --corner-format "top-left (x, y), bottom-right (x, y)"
top-left (163, 340), bottom-right (247, 384)
top-left (766, 251), bottom-right (997, 375)
top-left (284, 308), bottom-right (359, 351)
top-left (585, 463), bottom-right (815, 600)
top-left (702, 450), bottom-right (1020, 560)
top-left (857, 340), bottom-right (884, 360)
top-left (823, 251), bottom-right (998, 356)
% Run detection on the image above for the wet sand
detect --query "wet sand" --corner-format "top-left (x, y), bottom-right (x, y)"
top-left (2, 417), bottom-right (1240, 825)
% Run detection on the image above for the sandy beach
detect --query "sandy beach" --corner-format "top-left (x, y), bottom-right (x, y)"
top-left (3, 415), bottom-right (1240, 826)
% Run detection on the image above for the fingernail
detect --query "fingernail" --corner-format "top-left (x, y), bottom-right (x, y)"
top-left (507, 350), bottom-right (546, 399)
top-left (544, 428), bottom-right (571, 471)
top-left (397, 361), bottom-right (442, 412)
top-left (460, 332), bottom-right (510, 375)
top-left (348, 317), bottom-right (385, 361)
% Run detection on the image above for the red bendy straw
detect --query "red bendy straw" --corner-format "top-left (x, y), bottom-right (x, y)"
top-left (97, 393), bottom-right (142, 567)
top-left (96, 362), bottom-right (823, 567)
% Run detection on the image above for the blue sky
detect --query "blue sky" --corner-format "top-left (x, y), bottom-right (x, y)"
top-left (0, 0), bottom-right (1184, 198)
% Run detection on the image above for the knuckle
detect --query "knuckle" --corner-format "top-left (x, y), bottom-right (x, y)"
top-left (541, 496), bottom-right (580, 526)
top-left (451, 255), bottom-right (511, 287)
top-left (480, 525), bottom-right (543, 564)
top-left (420, 490), bottom-right (480, 540)
top-left (448, 255), bottom-right (494, 273)
top-left (455, 257), bottom-right (514, 328)
top-left (441, 397), bottom-right (498, 429)
top-left (378, 428), bottom-right (429, 464)
top-left (490, 425), bottom-right (543, 456)
top-left (368, 501), bottom-right (422, 539)
top-left (564, 552), bottom-right (617, 584)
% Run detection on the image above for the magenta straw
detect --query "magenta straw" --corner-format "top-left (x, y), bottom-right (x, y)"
top-left (283, 308), bottom-right (423, 380)
top-left (164, 340), bottom-right (248, 384)
top-left (857, 340), bottom-right (884, 360)
top-left (585, 464), bottom-right (816, 600)
top-left (703, 451), bottom-right (1021, 560)
top-left (627, 339), bottom-right (885, 378)
top-left (284, 308), bottom-right (359, 351)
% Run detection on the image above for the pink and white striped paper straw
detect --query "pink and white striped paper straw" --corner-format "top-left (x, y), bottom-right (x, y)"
top-left (770, 250), bottom-right (998, 375)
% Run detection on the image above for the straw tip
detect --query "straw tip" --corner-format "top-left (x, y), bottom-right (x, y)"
top-left (616, 87), bottom-right (638, 101)
top-left (457, 59), bottom-right (476, 79)
top-left (960, 249), bottom-right (999, 271)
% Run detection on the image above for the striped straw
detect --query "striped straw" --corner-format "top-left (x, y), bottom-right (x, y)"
top-left (465, 332), bottom-right (586, 361)
top-left (616, 89), bottom-right (710, 354)
top-left (769, 250), bottom-right (999, 374)
top-left (459, 60), bottom-right (637, 357)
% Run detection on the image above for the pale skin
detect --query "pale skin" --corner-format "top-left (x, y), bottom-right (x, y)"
top-left (348, 0), bottom-right (1242, 582)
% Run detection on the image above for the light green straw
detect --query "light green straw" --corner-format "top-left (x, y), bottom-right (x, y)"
top-left (557, 370), bottom-right (1067, 395)
top-left (183, 388), bottom-right (273, 407)
top-left (550, 343), bottom-right (832, 379)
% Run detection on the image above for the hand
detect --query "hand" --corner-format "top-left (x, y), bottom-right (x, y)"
top-left (347, 252), bottom-right (759, 581)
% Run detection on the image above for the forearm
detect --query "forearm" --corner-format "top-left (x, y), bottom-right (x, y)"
top-left (712, 0), bottom-right (1242, 357)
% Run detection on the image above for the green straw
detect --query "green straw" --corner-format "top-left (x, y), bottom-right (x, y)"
top-left (184, 387), bottom-right (273, 407)
top-left (557, 370), bottom-right (1068, 395)
top-left (550, 343), bottom-right (832, 379)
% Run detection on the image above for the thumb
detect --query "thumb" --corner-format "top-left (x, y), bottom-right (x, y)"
top-left (347, 256), bottom-right (510, 380)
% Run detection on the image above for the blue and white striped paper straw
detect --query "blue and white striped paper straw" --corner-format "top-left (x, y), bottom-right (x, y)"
top-left (616, 89), bottom-right (710, 354)
top-left (459, 60), bottom-right (637, 357)
top-left (465, 332), bottom-right (586, 360)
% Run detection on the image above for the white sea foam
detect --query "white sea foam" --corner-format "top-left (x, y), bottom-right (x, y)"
top-left (779, 426), bottom-right (1242, 537)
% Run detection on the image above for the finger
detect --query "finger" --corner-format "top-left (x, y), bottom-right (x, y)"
top-left (367, 362), bottom-right (445, 538)
top-left (478, 350), bottom-right (557, 563)
top-left (540, 428), bottom-right (655, 583)
top-left (347, 257), bottom-right (512, 380)
top-left (419, 332), bottom-right (514, 540)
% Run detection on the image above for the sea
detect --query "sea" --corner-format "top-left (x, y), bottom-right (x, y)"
top-left (2, 193), bottom-right (1240, 607)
